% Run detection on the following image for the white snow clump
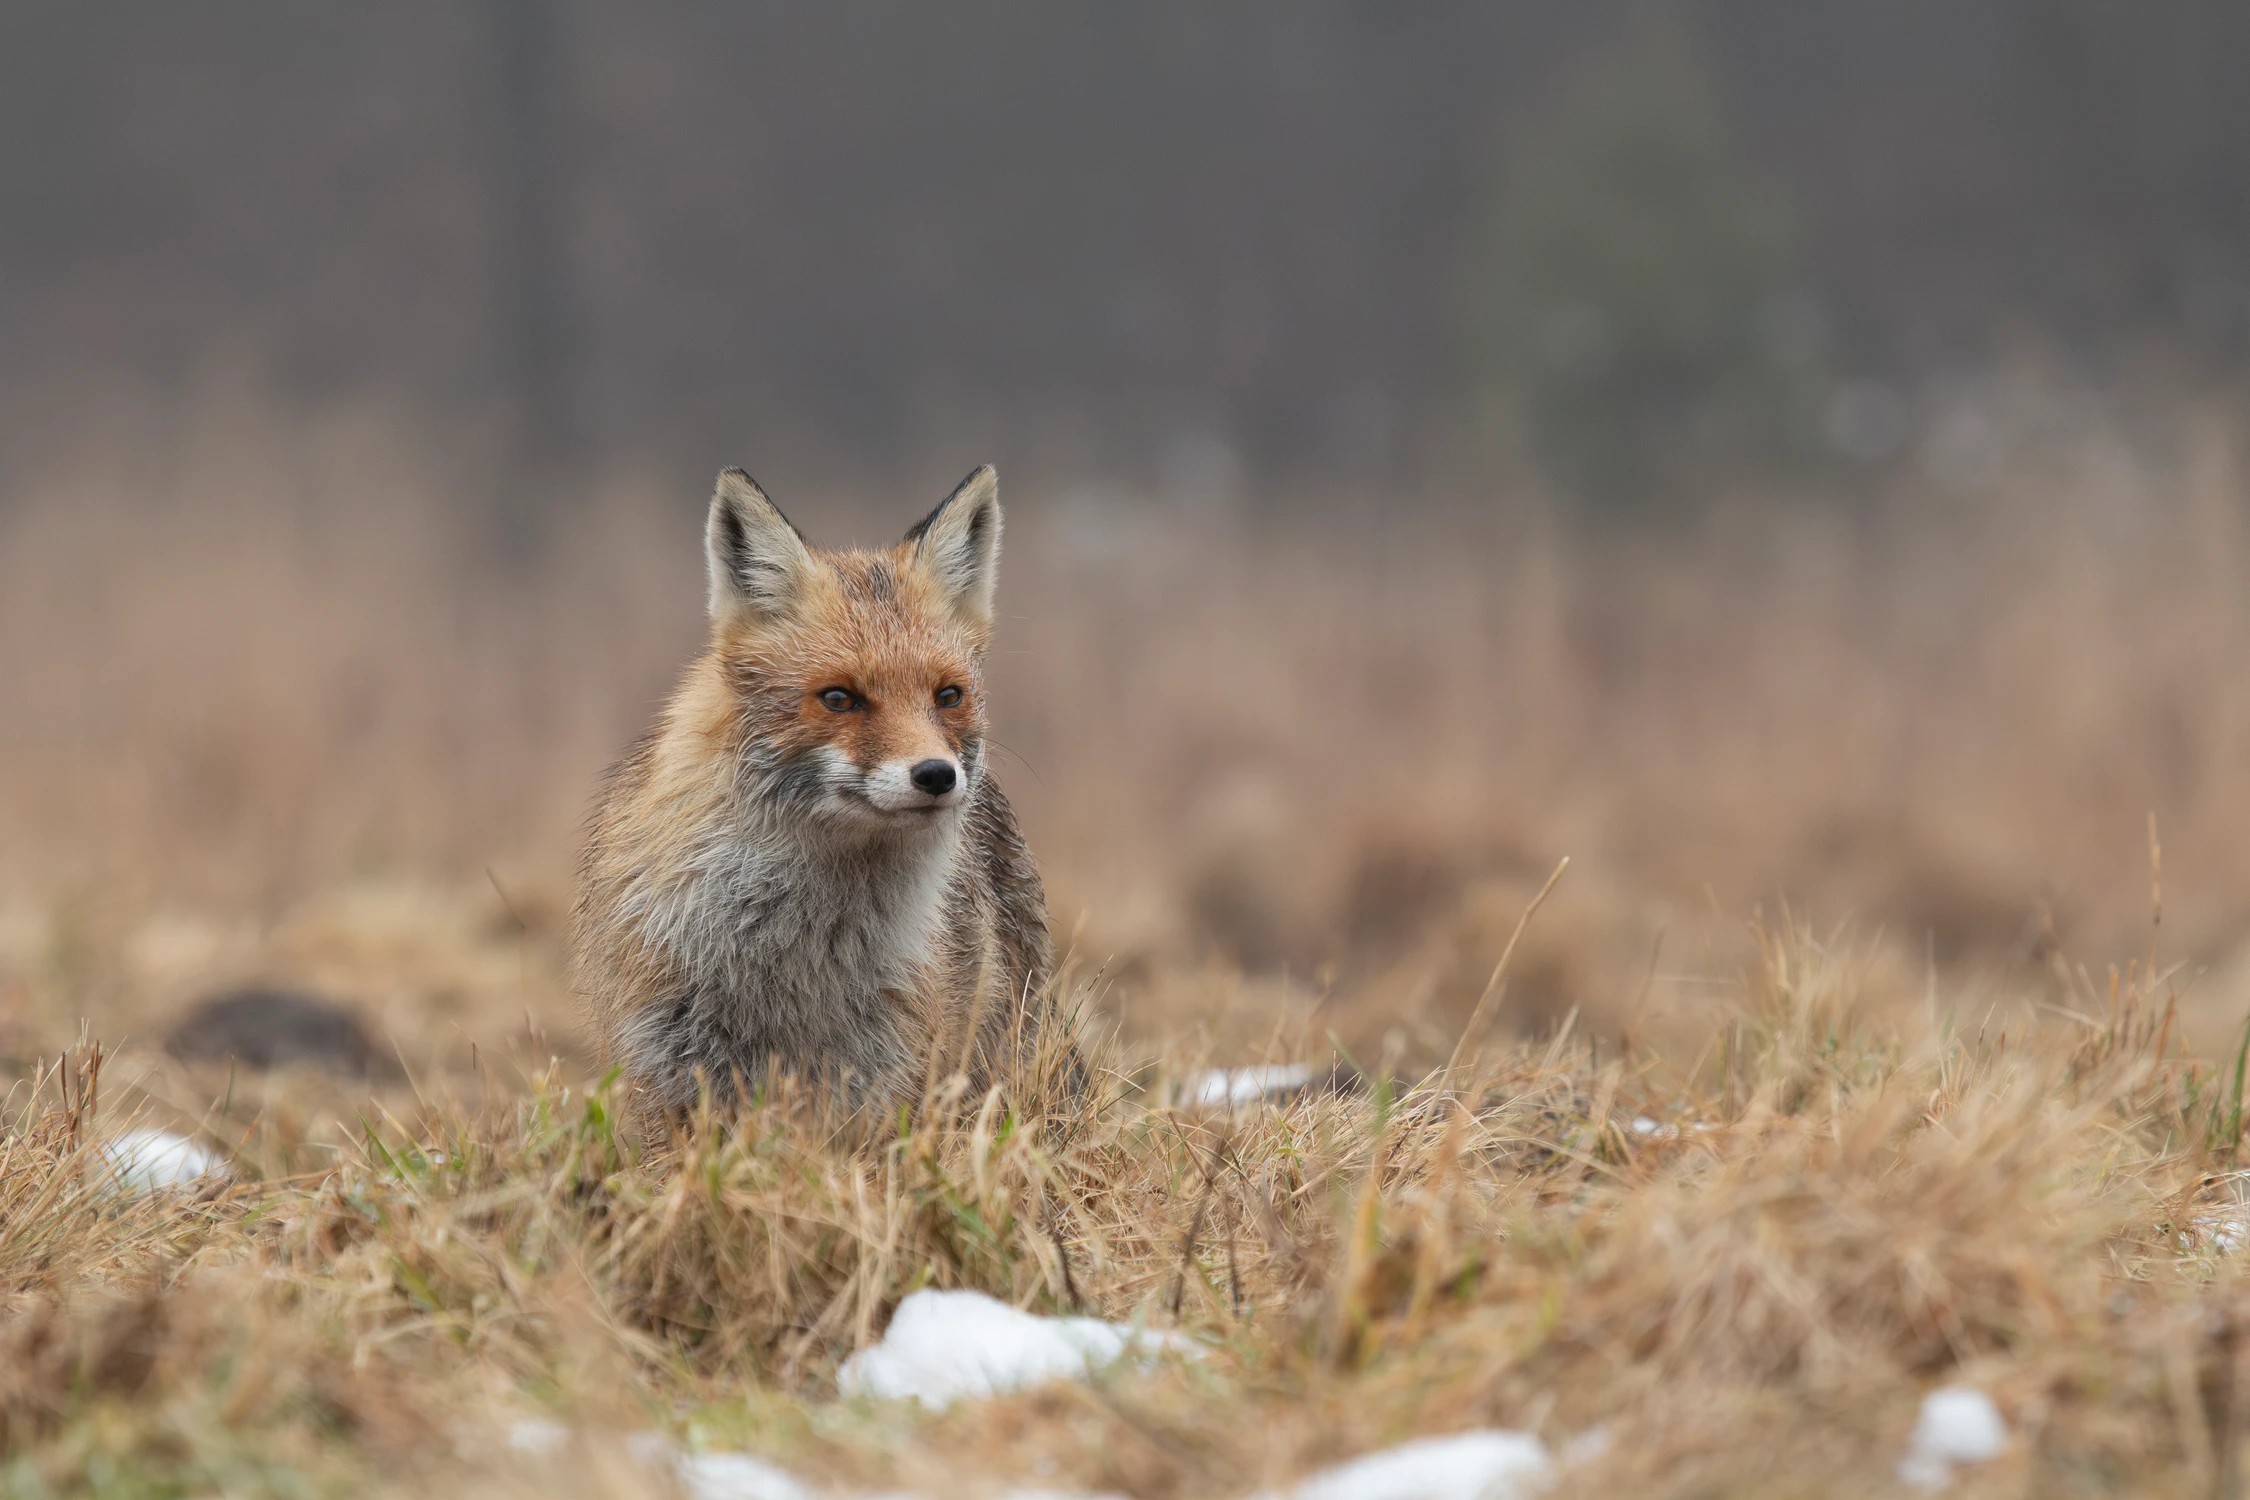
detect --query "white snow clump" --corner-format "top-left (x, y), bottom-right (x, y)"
top-left (97, 1128), bottom-right (228, 1195)
top-left (673, 1449), bottom-right (818, 1500)
top-left (499, 1415), bottom-right (1560, 1500)
top-left (1267, 1430), bottom-right (1555, 1500)
top-left (1897, 1386), bottom-right (2008, 1491)
top-left (1189, 1064), bottom-right (1317, 1108)
top-left (505, 1417), bottom-right (570, 1455)
top-left (839, 1288), bottom-right (1191, 1408)
top-left (503, 1419), bottom-right (1123, 1500)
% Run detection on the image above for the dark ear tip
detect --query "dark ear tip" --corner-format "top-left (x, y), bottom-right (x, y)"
top-left (905, 465), bottom-right (1002, 546)
top-left (711, 468), bottom-right (803, 540)
top-left (940, 463), bottom-right (994, 503)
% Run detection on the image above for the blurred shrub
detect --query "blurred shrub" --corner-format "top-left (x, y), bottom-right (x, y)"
top-left (1460, 19), bottom-right (1829, 516)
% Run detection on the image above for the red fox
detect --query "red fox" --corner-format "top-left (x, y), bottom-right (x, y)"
top-left (570, 466), bottom-right (1056, 1115)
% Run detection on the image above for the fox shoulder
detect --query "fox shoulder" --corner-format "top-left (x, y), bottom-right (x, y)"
top-left (966, 776), bottom-right (1051, 989)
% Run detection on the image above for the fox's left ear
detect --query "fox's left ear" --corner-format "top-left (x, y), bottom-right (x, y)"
top-left (905, 465), bottom-right (1002, 634)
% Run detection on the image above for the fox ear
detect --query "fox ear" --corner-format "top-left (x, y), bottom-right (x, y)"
top-left (706, 469), bottom-right (812, 622)
top-left (904, 465), bottom-right (1002, 633)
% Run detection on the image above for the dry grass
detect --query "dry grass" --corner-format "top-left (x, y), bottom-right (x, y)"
top-left (8, 393), bottom-right (2250, 1492)
top-left (6, 928), bottom-right (2250, 1497)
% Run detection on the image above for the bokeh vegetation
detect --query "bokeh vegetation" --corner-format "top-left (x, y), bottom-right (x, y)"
top-left (1459, 19), bottom-right (1827, 513)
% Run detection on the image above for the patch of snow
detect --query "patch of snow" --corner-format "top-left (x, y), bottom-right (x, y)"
top-left (514, 1417), bottom-right (1563, 1500)
top-left (1269, 1431), bottom-right (1555, 1500)
top-left (861, 1492), bottom-right (1121, 1500)
top-left (96, 1128), bottom-right (228, 1194)
top-left (619, 1428), bottom-right (1125, 1500)
top-left (675, 1450), bottom-right (818, 1500)
top-left (2195, 1210), bottom-right (2250, 1254)
top-left (1629, 1116), bottom-right (1717, 1140)
top-left (1897, 1386), bottom-right (2007, 1491)
top-left (627, 1430), bottom-right (680, 1469)
top-left (622, 1432), bottom-right (815, 1500)
top-left (840, 1288), bottom-right (1192, 1408)
top-left (2190, 1177), bottom-right (2250, 1253)
top-left (493, 1425), bottom-right (816, 1500)
top-left (1190, 1064), bottom-right (1317, 1108)
top-left (506, 1417), bottom-right (570, 1455)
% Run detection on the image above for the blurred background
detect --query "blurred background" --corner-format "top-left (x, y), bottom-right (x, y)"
top-left (6, 1), bottom-right (2250, 1088)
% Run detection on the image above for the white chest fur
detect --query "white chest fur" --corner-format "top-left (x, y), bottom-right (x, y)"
top-left (628, 808), bottom-right (962, 1045)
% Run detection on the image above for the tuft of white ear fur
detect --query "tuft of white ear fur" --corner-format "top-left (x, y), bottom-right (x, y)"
top-left (706, 469), bottom-right (813, 622)
top-left (905, 465), bottom-right (1002, 633)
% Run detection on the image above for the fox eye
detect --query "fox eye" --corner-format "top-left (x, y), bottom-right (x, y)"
top-left (818, 688), bottom-right (855, 712)
top-left (935, 685), bottom-right (963, 709)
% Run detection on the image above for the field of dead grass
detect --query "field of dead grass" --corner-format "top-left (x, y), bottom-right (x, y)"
top-left (7, 921), bottom-right (2250, 1497)
top-left (8, 398), bottom-right (2250, 1493)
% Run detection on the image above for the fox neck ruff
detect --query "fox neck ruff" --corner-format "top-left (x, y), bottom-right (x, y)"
top-left (615, 771), bottom-right (971, 1106)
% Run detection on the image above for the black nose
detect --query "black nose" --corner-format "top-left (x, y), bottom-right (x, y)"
top-left (909, 759), bottom-right (958, 797)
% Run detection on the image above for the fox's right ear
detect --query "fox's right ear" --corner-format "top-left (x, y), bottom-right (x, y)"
top-left (706, 469), bottom-right (813, 623)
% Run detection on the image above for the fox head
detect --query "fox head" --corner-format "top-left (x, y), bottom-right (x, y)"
top-left (698, 465), bottom-right (1003, 834)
